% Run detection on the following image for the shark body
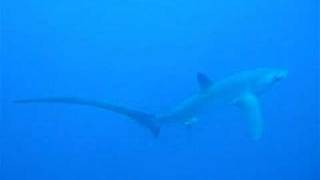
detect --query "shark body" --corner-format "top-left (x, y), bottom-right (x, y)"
top-left (16, 68), bottom-right (287, 140)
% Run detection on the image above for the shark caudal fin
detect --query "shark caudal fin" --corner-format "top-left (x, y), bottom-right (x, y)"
top-left (15, 97), bottom-right (160, 137)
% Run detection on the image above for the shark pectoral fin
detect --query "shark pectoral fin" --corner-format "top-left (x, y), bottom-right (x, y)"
top-left (234, 93), bottom-right (263, 141)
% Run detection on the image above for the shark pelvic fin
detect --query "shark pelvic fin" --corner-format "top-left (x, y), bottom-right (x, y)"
top-left (197, 72), bottom-right (213, 90)
top-left (184, 117), bottom-right (198, 127)
top-left (15, 97), bottom-right (160, 137)
top-left (234, 93), bottom-right (263, 141)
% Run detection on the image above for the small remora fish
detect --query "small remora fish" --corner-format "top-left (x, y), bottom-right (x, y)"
top-left (15, 68), bottom-right (288, 140)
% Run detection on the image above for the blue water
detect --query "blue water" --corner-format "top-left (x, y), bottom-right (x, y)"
top-left (1, 0), bottom-right (319, 179)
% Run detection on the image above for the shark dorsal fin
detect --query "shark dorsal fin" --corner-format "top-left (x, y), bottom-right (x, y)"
top-left (197, 72), bottom-right (213, 90)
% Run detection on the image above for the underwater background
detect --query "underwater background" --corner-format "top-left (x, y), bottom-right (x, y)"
top-left (1, 0), bottom-right (319, 179)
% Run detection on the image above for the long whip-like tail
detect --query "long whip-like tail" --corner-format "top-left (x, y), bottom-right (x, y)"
top-left (15, 97), bottom-right (160, 137)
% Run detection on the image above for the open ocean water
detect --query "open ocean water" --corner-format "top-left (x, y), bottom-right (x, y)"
top-left (1, 0), bottom-right (319, 179)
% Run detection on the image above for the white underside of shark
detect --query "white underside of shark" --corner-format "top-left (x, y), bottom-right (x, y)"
top-left (15, 68), bottom-right (288, 140)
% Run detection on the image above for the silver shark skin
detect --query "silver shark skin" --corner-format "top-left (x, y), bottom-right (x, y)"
top-left (15, 68), bottom-right (287, 140)
top-left (157, 68), bottom-right (288, 140)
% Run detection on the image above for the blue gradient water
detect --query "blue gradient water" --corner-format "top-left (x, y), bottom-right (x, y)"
top-left (1, 0), bottom-right (319, 179)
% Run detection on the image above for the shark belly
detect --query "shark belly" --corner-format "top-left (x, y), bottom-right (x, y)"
top-left (159, 92), bottom-right (217, 123)
top-left (161, 78), bottom-right (251, 124)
